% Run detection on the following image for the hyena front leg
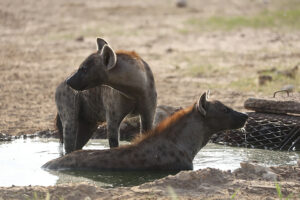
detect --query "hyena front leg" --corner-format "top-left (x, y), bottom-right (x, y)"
top-left (62, 121), bottom-right (78, 154)
top-left (55, 82), bottom-right (80, 154)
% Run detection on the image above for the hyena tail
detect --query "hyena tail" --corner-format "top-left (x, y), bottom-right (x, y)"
top-left (55, 113), bottom-right (63, 144)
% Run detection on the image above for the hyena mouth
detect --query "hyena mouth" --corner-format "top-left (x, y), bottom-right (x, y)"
top-left (77, 82), bottom-right (90, 91)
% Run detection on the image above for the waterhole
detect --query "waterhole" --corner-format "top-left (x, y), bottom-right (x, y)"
top-left (0, 138), bottom-right (299, 187)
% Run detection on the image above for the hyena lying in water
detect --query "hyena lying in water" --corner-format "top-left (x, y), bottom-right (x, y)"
top-left (56, 38), bottom-right (157, 153)
top-left (44, 92), bottom-right (248, 171)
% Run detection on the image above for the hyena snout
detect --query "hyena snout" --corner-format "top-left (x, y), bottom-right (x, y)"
top-left (230, 111), bottom-right (248, 129)
top-left (66, 71), bottom-right (87, 91)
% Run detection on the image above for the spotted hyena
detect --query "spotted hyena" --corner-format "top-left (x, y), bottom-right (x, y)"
top-left (65, 38), bottom-right (157, 148)
top-left (44, 92), bottom-right (248, 170)
top-left (55, 83), bottom-right (138, 154)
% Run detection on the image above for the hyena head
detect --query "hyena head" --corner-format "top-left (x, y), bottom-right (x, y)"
top-left (66, 38), bottom-right (117, 91)
top-left (196, 92), bottom-right (248, 132)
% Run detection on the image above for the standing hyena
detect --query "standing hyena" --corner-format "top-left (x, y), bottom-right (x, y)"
top-left (44, 92), bottom-right (248, 171)
top-left (56, 38), bottom-right (157, 153)
top-left (66, 38), bottom-right (157, 142)
top-left (55, 83), bottom-right (137, 154)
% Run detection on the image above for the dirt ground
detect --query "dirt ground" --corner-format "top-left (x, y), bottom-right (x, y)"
top-left (1, 0), bottom-right (299, 136)
top-left (1, 163), bottom-right (300, 200)
top-left (1, 0), bottom-right (300, 199)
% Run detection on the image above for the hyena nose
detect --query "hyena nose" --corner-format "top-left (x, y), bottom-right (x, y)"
top-left (66, 77), bottom-right (71, 86)
top-left (66, 72), bottom-right (80, 90)
top-left (240, 112), bottom-right (248, 122)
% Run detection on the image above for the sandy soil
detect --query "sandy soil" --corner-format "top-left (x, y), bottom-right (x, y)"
top-left (1, 0), bottom-right (300, 199)
top-left (1, 0), bottom-right (299, 136)
top-left (1, 162), bottom-right (300, 200)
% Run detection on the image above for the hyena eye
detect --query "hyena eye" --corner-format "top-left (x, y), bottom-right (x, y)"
top-left (81, 67), bottom-right (88, 73)
top-left (222, 107), bottom-right (230, 113)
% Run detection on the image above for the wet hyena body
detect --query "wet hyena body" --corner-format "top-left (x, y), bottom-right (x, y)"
top-left (55, 81), bottom-right (137, 154)
top-left (66, 38), bottom-right (157, 149)
top-left (44, 92), bottom-right (248, 171)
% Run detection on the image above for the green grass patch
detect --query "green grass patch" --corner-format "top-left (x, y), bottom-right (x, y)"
top-left (185, 9), bottom-right (300, 31)
top-left (229, 77), bottom-right (257, 92)
top-left (187, 64), bottom-right (231, 78)
top-left (275, 183), bottom-right (295, 200)
top-left (230, 188), bottom-right (240, 199)
top-left (229, 66), bottom-right (300, 94)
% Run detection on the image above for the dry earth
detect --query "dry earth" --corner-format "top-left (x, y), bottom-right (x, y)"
top-left (1, 163), bottom-right (300, 200)
top-left (1, 0), bottom-right (300, 135)
top-left (1, 0), bottom-right (300, 199)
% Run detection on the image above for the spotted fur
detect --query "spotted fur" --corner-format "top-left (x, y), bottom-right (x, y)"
top-left (66, 38), bottom-right (157, 149)
top-left (44, 92), bottom-right (248, 171)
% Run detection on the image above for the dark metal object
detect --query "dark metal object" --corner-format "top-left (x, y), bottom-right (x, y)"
top-left (212, 112), bottom-right (300, 151)
top-left (273, 90), bottom-right (290, 98)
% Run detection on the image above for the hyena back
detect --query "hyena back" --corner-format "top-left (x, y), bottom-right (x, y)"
top-left (44, 92), bottom-right (248, 170)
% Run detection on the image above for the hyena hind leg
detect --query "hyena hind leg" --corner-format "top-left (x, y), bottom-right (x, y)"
top-left (75, 119), bottom-right (98, 150)
top-left (139, 104), bottom-right (156, 133)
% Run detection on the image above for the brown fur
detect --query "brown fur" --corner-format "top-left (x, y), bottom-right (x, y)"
top-left (66, 38), bottom-right (157, 149)
top-left (55, 113), bottom-right (63, 143)
top-left (116, 50), bottom-right (141, 60)
top-left (43, 93), bottom-right (248, 171)
top-left (132, 105), bottom-right (194, 144)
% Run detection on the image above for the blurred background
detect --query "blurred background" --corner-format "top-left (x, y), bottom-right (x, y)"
top-left (0, 0), bottom-right (299, 135)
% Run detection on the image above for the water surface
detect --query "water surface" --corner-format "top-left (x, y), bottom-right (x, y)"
top-left (0, 138), bottom-right (299, 187)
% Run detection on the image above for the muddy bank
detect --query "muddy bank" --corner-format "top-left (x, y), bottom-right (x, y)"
top-left (0, 105), bottom-right (181, 143)
top-left (1, 162), bottom-right (299, 200)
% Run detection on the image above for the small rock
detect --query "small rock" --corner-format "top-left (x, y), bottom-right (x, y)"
top-left (240, 162), bottom-right (277, 181)
top-left (176, 171), bottom-right (192, 181)
top-left (176, 0), bottom-right (187, 8)
top-left (0, 133), bottom-right (12, 141)
top-left (262, 171), bottom-right (277, 181)
top-left (258, 75), bottom-right (272, 86)
top-left (240, 162), bottom-right (268, 173)
top-left (75, 36), bottom-right (84, 42)
top-left (281, 84), bottom-right (294, 93)
top-left (166, 48), bottom-right (173, 53)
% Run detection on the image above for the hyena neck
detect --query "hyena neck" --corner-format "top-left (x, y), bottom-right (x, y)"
top-left (83, 87), bottom-right (106, 121)
top-left (171, 110), bottom-right (214, 160)
top-left (104, 57), bottom-right (150, 98)
top-left (137, 106), bottom-right (214, 161)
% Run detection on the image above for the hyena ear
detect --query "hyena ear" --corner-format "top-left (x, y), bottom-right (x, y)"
top-left (196, 92), bottom-right (207, 116)
top-left (96, 38), bottom-right (108, 51)
top-left (101, 45), bottom-right (117, 71)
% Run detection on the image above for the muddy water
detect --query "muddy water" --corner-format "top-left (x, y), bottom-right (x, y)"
top-left (0, 138), bottom-right (299, 187)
